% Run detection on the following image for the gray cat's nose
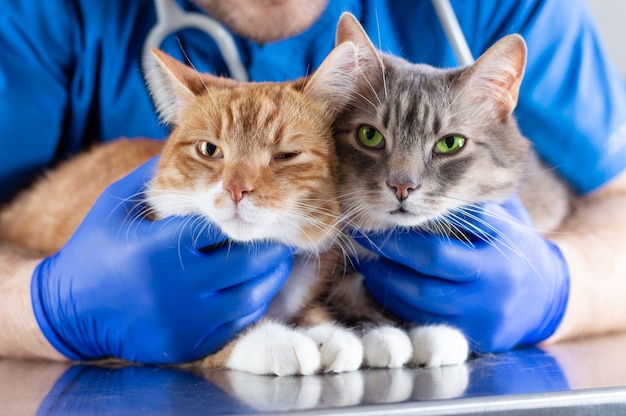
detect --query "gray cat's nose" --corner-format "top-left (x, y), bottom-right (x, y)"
top-left (387, 179), bottom-right (418, 201)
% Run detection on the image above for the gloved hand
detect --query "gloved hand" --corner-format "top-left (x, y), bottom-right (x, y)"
top-left (31, 158), bottom-right (294, 364)
top-left (353, 196), bottom-right (569, 353)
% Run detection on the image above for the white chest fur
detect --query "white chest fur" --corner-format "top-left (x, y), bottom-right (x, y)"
top-left (265, 253), bottom-right (319, 320)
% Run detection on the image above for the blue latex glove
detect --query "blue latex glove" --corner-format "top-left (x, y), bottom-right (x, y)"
top-left (353, 196), bottom-right (569, 353)
top-left (31, 158), bottom-right (294, 364)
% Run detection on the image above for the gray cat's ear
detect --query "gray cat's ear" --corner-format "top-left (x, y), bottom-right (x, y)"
top-left (303, 12), bottom-right (385, 114)
top-left (335, 12), bottom-right (385, 75)
top-left (302, 41), bottom-right (360, 113)
top-left (460, 34), bottom-right (527, 118)
top-left (145, 48), bottom-right (234, 125)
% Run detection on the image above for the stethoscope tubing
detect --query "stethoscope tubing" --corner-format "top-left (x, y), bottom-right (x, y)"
top-left (142, 0), bottom-right (248, 81)
top-left (431, 0), bottom-right (474, 65)
top-left (142, 0), bottom-right (473, 82)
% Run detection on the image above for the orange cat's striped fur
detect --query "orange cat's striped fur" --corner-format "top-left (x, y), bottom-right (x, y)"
top-left (0, 44), bottom-right (355, 256)
top-left (0, 40), bottom-right (369, 375)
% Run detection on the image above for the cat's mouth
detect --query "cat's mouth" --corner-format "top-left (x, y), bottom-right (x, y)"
top-left (386, 206), bottom-right (431, 227)
top-left (389, 207), bottom-right (414, 216)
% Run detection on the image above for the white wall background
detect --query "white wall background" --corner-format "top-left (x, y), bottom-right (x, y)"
top-left (586, 0), bottom-right (626, 76)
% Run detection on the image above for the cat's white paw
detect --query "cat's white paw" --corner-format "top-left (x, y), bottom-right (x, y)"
top-left (227, 322), bottom-right (321, 376)
top-left (362, 326), bottom-right (413, 368)
top-left (409, 325), bottom-right (468, 367)
top-left (301, 324), bottom-right (363, 373)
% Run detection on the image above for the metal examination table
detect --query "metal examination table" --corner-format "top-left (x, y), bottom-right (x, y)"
top-left (3, 332), bottom-right (626, 415)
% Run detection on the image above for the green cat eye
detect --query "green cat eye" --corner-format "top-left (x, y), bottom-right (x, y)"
top-left (435, 135), bottom-right (466, 154)
top-left (196, 140), bottom-right (223, 159)
top-left (357, 125), bottom-right (385, 149)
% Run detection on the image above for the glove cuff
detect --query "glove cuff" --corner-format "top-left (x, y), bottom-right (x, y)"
top-left (524, 241), bottom-right (571, 344)
top-left (31, 257), bottom-right (84, 360)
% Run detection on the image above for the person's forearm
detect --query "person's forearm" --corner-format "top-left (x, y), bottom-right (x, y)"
top-left (545, 171), bottom-right (626, 343)
top-left (0, 244), bottom-right (65, 360)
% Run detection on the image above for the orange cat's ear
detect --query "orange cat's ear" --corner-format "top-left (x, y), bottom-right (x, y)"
top-left (145, 48), bottom-right (233, 125)
top-left (459, 34), bottom-right (527, 119)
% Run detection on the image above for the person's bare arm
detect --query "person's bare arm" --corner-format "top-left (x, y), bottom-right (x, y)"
top-left (545, 170), bottom-right (626, 343)
top-left (0, 244), bottom-right (65, 360)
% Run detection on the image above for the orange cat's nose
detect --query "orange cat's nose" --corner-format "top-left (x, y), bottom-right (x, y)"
top-left (223, 182), bottom-right (254, 203)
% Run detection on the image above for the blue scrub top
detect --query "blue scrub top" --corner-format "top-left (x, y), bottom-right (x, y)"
top-left (1, 0), bottom-right (626, 201)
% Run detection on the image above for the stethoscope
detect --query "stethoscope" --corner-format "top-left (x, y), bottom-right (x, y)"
top-left (141, 0), bottom-right (474, 82)
top-left (141, 0), bottom-right (249, 81)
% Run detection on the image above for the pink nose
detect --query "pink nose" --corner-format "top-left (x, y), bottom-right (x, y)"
top-left (223, 182), bottom-right (253, 203)
top-left (387, 180), bottom-right (418, 201)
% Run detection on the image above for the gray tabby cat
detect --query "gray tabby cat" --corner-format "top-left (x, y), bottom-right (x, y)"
top-left (334, 13), bottom-right (572, 234)
top-left (322, 14), bottom-right (574, 367)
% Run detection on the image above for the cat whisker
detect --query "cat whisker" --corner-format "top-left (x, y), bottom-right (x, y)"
top-left (379, 58), bottom-right (388, 102)
top-left (277, 205), bottom-right (359, 265)
top-left (189, 215), bottom-right (221, 249)
top-left (372, 7), bottom-right (388, 101)
top-left (452, 200), bottom-right (536, 234)
top-left (174, 215), bottom-right (201, 270)
top-left (350, 98), bottom-right (381, 116)
top-left (439, 203), bottom-right (546, 281)
top-left (358, 69), bottom-right (383, 108)
top-left (176, 45), bottom-right (226, 127)
top-left (420, 218), bottom-right (463, 247)
top-left (353, 91), bottom-right (379, 115)
top-left (338, 200), bottom-right (401, 254)
top-left (116, 187), bottom-right (224, 251)
top-left (443, 75), bottom-right (497, 119)
top-left (107, 189), bottom-right (157, 239)
top-left (280, 208), bottom-right (338, 248)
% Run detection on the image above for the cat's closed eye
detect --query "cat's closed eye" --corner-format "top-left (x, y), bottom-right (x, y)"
top-left (271, 152), bottom-right (300, 161)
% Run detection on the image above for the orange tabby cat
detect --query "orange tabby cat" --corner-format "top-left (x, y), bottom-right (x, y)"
top-left (0, 44), bottom-right (355, 256)
top-left (0, 41), bottom-right (369, 375)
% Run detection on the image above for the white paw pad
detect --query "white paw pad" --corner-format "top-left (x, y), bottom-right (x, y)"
top-left (301, 324), bottom-right (363, 373)
top-left (362, 326), bottom-right (413, 368)
top-left (409, 325), bottom-right (468, 367)
top-left (227, 322), bottom-right (321, 376)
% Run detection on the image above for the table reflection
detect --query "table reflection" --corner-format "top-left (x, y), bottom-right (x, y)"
top-left (23, 346), bottom-right (572, 415)
top-left (8, 333), bottom-right (626, 415)
top-left (200, 363), bottom-right (470, 412)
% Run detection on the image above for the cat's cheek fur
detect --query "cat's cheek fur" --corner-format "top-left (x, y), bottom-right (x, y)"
top-left (339, 192), bottom-right (397, 232)
top-left (144, 187), bottom-right (200, 219)
top-left (266, 254), bottom-right (322, 320)
top-left (146, 183), bottom-right (283, 243)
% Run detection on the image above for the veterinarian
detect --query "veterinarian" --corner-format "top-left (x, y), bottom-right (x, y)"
top-left (1, 0), bottom-right (625, 363)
